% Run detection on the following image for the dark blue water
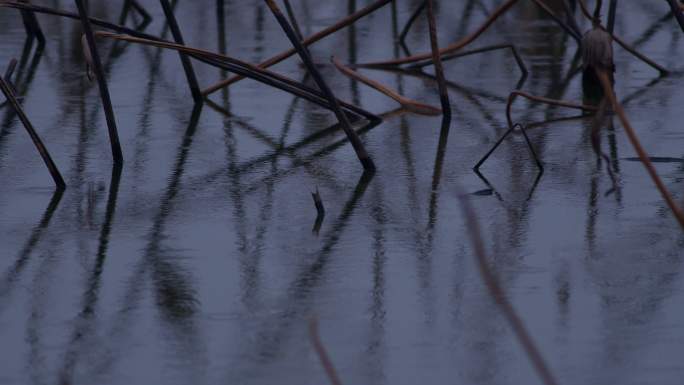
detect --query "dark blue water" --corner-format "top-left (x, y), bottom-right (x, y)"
top-left (1, 1), bottom-right (684, 384)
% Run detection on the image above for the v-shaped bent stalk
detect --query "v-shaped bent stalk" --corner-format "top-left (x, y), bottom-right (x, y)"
top-left (0, 75), bottom-right (65, 189)
top-left (331, 56), bottom-right (441, 116)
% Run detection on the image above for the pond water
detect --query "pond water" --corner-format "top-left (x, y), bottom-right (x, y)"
top-left (1, 1), bottom-right (684, 384)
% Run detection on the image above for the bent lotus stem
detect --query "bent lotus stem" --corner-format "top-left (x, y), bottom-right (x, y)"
top-left (331, 56), bottom-right (441, 116)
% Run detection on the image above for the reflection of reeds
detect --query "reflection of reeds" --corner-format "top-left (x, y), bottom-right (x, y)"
top-left (596, 69), bottom-right (684, 229)
top-left (458, 192), bottom-right (559, 385)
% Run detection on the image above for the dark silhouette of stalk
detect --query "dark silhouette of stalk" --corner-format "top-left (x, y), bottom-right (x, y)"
top-left (74, 0), bottom-right (124, 166)
top-left (201, 0), bottom-right (392, 95)
top-left (666, 0), bottom-right (684, 33)
top-left (18, 0), bottom-right (45, 47)
top-left (264, 0), bottom-right (376, 172)
top-left (130, 0), bottom-right (152, 25)
top-left (0, 73), bottom-right (65, 189)
top-left (426, 0), bottom-right (451, 120)
top-left (607, 0), bottom-right (618, 33)
top-left (158, 0), bottom-right (203, 104)
top-left (283, 0), bottom-right (303, 41)
top-left (458, 193), bottom-right (559, 385)
top-left (398, 0), bottom-right (426, 45)
top-left (474, 123), bottom-right (543, 173)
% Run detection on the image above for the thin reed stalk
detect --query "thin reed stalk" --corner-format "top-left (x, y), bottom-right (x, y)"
top-left (408, 43), bottom-right (528, 78)
top-left (0, 74), bottom-right (65, 189)
top-left (458, 193), bottom-right (559, 385)
top-left (331, 57), bottom-right (441, 115)
top-left (425, 0), bottom-right (451, 120)
top-left (358, 0), bottom-right (520, 67)
top-left (264, 0), bottom-right (375, 172)
top-left (596, 69), bottom-right (684, 229)
top-left (158, 0), bottom-right (203, 104)
top-left (74, 0), bottom-right (123, 166)
top-left (202, 0), bottom-right (392, 95)
top-left (283, 0), bottom-right (303, 41)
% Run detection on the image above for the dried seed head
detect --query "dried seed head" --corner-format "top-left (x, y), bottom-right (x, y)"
top-left (581, 27), bottom-right (613, 71)
top-left (81, 34), bottom-right (95, 82)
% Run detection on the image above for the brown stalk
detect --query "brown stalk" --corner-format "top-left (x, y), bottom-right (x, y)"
top-left (358, 0), bottom-right (520, 68)
top-left (94, 32), bottom-right (377, 121)
top-left (308, 318), bottom-right (343, 385)
top-left (331, 56), bottom-right (441, 116)
top-left (596, 69), bottom-right (684, 229)
top-left (506, 90), bottom-right (598, 129)
top-left (201, 0), bottom-right (392, 96)
top-left (458, 193), bottom-right (558, 385)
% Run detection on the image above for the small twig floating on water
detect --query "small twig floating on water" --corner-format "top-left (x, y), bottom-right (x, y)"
top-left (74, 0), bottom-right (123, 167)
top-left (457, 191), bottom-right (559, 385)
top-left (308, 318), bottom-right (343, 385)
top-left (331, 56), bottom-right (441, 116)
top-left (0, 68), bottom-right (65, 189)
top-left (264, 0), bottom-right (376, 172)
top-left (201, 0), bottom-right (393, 96)
top-left (425, 0), bottom-right (451, 120)
top-left (595, 68), bottom-right (684, 230)
top-left (158, 0), bottom-right (203, 104)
